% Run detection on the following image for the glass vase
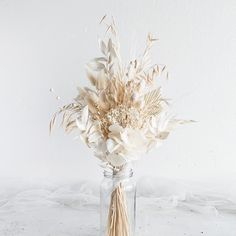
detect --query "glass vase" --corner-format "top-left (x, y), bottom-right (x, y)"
top-left (100, 167), bottom-right (136, 236)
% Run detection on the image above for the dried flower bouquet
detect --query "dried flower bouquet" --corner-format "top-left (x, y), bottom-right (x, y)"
top-left (50, 16), bottom-right (191, 236)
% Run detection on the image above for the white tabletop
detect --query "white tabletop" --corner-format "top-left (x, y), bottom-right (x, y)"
top-left (0, 178), bottom-right (235, 236)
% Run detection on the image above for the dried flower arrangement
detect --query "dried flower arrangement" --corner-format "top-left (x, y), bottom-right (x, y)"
top-left (50, 16), bottom-right (191, 236)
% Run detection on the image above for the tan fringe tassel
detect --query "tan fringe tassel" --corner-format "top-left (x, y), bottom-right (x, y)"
top-left (106, 183), bottom-right (130, 236)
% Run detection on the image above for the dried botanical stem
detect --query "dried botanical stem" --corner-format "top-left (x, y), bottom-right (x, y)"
top-left (107, 183), bottom-right (130, 236)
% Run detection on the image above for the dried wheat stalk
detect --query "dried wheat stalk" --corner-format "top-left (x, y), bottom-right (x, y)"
top-left (107, 183), bottom-right (130, 236)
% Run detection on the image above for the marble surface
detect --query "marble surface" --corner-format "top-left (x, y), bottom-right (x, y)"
top-left (0, 178), bottom-right (236, 236)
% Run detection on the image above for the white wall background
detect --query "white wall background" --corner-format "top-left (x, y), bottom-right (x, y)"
top-left (0, 0), bottom-right (236, 182)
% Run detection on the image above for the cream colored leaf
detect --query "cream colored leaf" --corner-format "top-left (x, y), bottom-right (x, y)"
top-left (88, 131), bottom-right (101, 143)
top-left (99, 14), bottom-right (107, 24)
top-left (99, 40), bottom-right (107, 55)
top-left (109, 124), bottom-right (123, 134)
top-left (107, 153), bottom-right (126, 167)
top-left (81, 106), bottom-right (89, 125)
top-left (93, 57), bottom-right (107, 62)
top-left (158, 131), bottom-right (169, 140)
top-left (106, 139), bottom-right (119, 153)
top-left (95, 62), bottom-right (105, 71)
top-left (110, 46), bottom-right (117, 58)
top-left (108, 38), bottom-right (112, 51)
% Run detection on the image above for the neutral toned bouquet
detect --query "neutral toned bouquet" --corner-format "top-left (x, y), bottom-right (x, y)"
top-left (50, 16), bottom-right (191, 236)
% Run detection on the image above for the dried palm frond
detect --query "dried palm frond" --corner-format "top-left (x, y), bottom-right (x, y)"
top-left (142, 88), bottom-right (163, 118)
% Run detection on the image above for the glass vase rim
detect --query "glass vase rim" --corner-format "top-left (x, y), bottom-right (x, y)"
top-left (103, 167), bottom-right (133, 178)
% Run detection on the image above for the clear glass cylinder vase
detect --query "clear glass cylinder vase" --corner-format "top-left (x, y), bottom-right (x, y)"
top-left (100, 167), bottom-right (136, 236)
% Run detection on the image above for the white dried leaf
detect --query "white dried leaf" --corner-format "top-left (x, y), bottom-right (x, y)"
top-left (76, 106), bottom-right (88, 131)
top-left (107, 153), bottom-right (126, 167)
top-left (95, 62), bottom-right (105, 71)
top-left (99, 40), bottom-right (107, 55)
top-left (110, 46), bottom-right (117, 58)
top-left (109, 124), bottom-right (123, 134)
top-left (108, 38), bottom-right (113, 51)
top-left (88, 131), bottom-right (101, 143)
top-left (87, 61), bottom-right (105, 71)
top-left (106, 139), bottom-right (120, 153)
top-left (93, 57), bottom-right (107, 62)
top-left (158, 131), bottom-right (169, 140)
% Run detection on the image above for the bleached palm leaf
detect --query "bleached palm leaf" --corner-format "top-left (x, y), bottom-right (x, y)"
top-left (142, 88), bottom-right (163, 117)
